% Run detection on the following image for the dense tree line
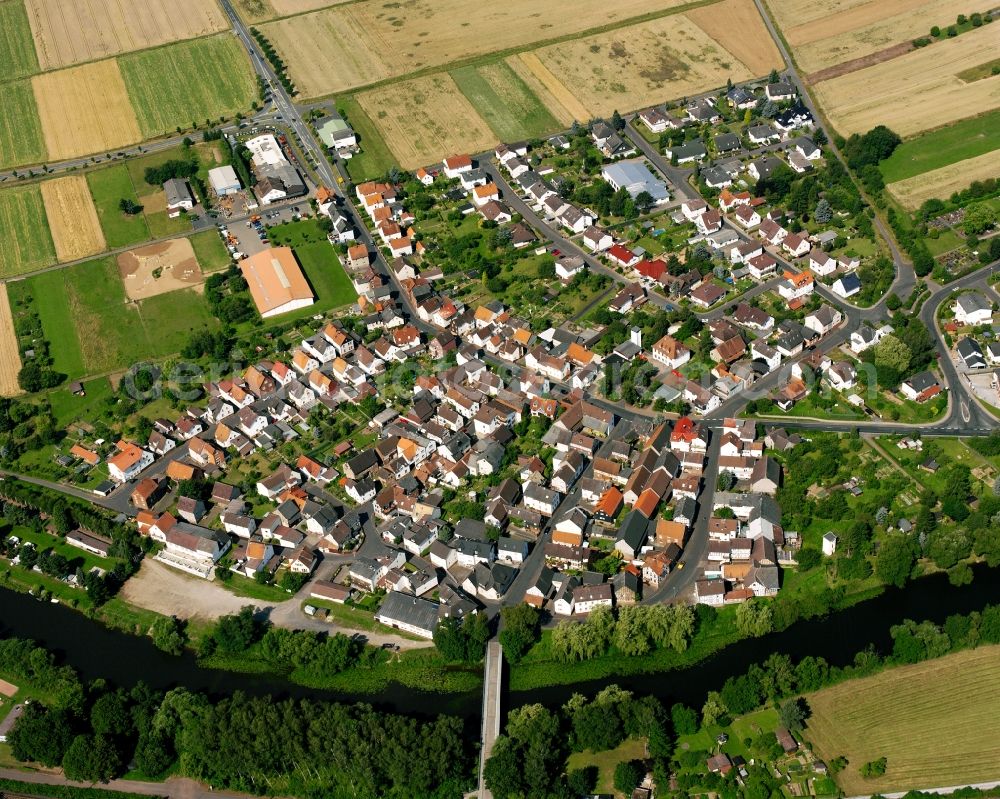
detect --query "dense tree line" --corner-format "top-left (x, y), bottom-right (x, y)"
top-left (143, 158), bottom-right (198, 186)
top-left (4, 637), bottom-right (470, 798)
top-left (549, 604), bottom-right (695, 662)
top-left (204, 266), bottom-right (257, 325)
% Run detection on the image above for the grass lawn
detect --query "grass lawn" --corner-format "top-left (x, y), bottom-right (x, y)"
top-left (86, 164), bottom-right (151, 248)
top-left (805, 645), bottom-right (1000, 795)
top-left (337, 95), bottom-right (397, 183)
top-left (21, 256), bottom-right (216, 378)
top-left (451, 61), bottom-right (559, 142)
top-left (0, 0), bottom-right (39, 80)
top-left (0, 184), bottom-right (56, 277)
top-left (925, 227), bottom-right (963, 256)
top-left (0, 79), bottom-right (45, 169)
top-left (47, 377), bottom-right (114, 427)
top-left (189, 229), bottom-right (232, 272)
top-left (879, 110), bottom-right (1000, 184)
top-left (223, 573), bottom-right (294, 603)
top-left (119, 35), bottom-right (257, 139)
top-left (7, 269), bottom-right (84, 378)
top-left (264, 220), bottom-right (357, 313)
top-left (567, 738), bottom-right (648, 796)
top-left (6, 524), bottom-right (113, 574)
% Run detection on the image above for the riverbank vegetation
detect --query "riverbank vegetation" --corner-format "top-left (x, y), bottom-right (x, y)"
top-left (1, 637), bottom-right (471, 799)
top-left (487, 602), bottom-right (1000, 798)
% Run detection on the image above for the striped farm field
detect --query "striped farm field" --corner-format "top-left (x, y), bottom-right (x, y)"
top-left (357, 74), bottom-right (497, 170)
top-left (814, 24), bottom-right (1000, 136)
top-left (806, 646), bottom-right (1000, 794)
top-left (260, 0), bottom-right (691, 97)
top-left (687, 0), bottom-right (783, 76)
top-left (32, 59), bottom-right (142, 161)
top-left (0, 184), bottom-right (56, 278)
top-left (0, 284), bottom-right (23, 397)
top-left (784, 0), bottom-right (983, 75)
top-left (0, 0), bottom-right (40, 79)
top-left (451, 62), bottom-right (560, 142)
top-left (119, 35), bottom-right (257, 139)
top-left (0, 78), bottom-right (46, 169)
top-left (40, 176), bottom-right (106, 263)
top-left (23, 0), bottom-right (228, 71)
top-left (887, 149), bottom-right (1000, 209)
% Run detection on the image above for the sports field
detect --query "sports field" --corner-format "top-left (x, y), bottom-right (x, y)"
top-left (0, 185), bottom-right (56, 278)
top-left (32, 59), bottom-right (142, 160)
top-left (119, 35), bottom-right (257, 139)
top-left (86, 164), bottom-right (150, 249)
top-left (806, 645), bottom-right (1000, 794)
top-left (26, 256), bottom-right (216, 378)
top-left (879, 109), bottom-right (1000, 183)
top-left (23, 0), bottom-right (227, 71)
top-left (887, 149), bottom-right (1000, 209)
top-left (0, 79), bottom-right (46, 169)
top-left (259, 0), bottom-right (689, 97)
top-left (0, 284), bottom-right (22, 397)
top-left (784, 0), bottom-right (982, 75)
top-left (357, 74), bottom-right (497, 169)
top-left (0, 0), bottom-right (40, 79)
top-left (814, 24), bottom-right (1000, 136)
top-left (529, 14), bottom-right (758, 119)
top-left (39, 176), bottom-right (106, 263)
top-left (451, 62), bottom-right (560, 142)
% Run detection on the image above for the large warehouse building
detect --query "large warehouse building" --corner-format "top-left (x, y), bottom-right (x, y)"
top-left (239, 247), bottom-right (315, 318)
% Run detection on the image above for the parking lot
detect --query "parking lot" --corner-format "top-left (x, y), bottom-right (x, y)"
top-left (226, 201), bottom-right (311, 257)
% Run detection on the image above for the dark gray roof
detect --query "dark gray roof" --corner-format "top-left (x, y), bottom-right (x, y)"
top-left (376, 591), bottom-right (440, 634)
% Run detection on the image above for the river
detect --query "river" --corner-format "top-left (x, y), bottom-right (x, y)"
top-left (2, 564), bottom-right (999, 720)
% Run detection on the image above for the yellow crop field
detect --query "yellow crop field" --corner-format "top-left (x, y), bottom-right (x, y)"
top-left (24, 0), bottom-right (228, 71)
top-left (815, 25), bottom-right (1000, 136)
top-left (887, 149), bottom-right (1000, 208)
top-left (357, 74), bottom-right (497, 169)
top-left (687, 0), bottom-right (784, 76)
top-left (40, 176), bottom-right (106, 263)
top-left (789, 0), bottom-right (984, 74)
top-left (531, 15), bottom-right (757, 119)
top-left (270, 0), bottom-right (353, 14)
top-left (32, 59), bottom-right (142, 160)
top-left (0, 285), bottom-right (22, 397)
top-left (509, 53), bottom-right (590, 126)
top-left (260, 0), bottom-right (689, 97)
top-left (765, 0), bottom-right (875, 31)
top-left (806, 646), bottom-right (1000, 795)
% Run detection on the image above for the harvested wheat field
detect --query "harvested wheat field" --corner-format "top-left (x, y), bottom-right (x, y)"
top-left (0, 285), bottom-right (22, 397)
top-left (117, 239), bottom-right (204, 301)
top-left (233, 0), bottom-right (277, 23)
top-left (260, 0), bottom-right (687, 97)
top-left (505, 55), bottom-right (579, 126)
top-left (815, 25), bottom-right (1000, 136)
top-left (270, 0), bottom-right (354, 14)
top-left (24, 0), bottom-right (227, 70)
top-left (805, 646), bottom-right (1000, 795)
top-left (790, 0), bottom-right (984, 74)
top-left (532, 14), bottom-right (757, 119)
top-left (33, 59), bottom-right (141, 160)
top-left (40, 176), bottom-right (106, 263)
top-left (766, 0), bottom-right (877, 31)
top-left (888, 149), bottom-right (1000, 209)
top-left (357, 74), bottom-right (497, 169)
top-left (687, 0), bottom-right (783, 76)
